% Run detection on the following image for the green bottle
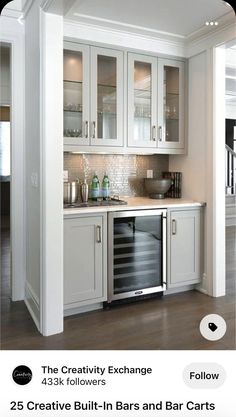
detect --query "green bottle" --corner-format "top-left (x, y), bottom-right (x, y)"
top-left (102, 173), bottom-right (110, 200)
top-left (91, 173), bottom-right (100, 201)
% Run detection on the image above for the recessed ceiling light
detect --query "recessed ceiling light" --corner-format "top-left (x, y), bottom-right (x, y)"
top-left (205, 20), bottom-right (219, 26)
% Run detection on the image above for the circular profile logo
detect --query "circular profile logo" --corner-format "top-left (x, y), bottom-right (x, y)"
top-left (12, 366), bottom-right (32, 385)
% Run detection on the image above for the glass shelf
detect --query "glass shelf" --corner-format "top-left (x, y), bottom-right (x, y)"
top-left (134, 116), bottom-right (151, 120)
top-left (98, 84), bottom-right (116, 89)
top-left (98, 112), bottom-right (116, 116)
top-left (64, 109), bottom-right (82, 113)
top-left (166, 92), bottom-right (179, 96)
top-left (64, 80), bottom-right (82, 84)
top-left (134, 89), bottom-right (151, 99)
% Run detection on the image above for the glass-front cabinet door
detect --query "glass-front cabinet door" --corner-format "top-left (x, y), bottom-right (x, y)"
top-left (90, 47), bottom-right (124, 147)
top-left (63, 43), bottom-right (90, 146)
top-left (158, 59), bottom-right (185, 149)
top-left (128, 53), bottom-right (157, 148)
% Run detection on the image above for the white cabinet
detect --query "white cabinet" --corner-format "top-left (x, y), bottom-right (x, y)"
top-left (90, 47), bottom-right (124, 147)
top-left (158, 59), bottom-right (185, 150)
top-left (127, 53), bottom-right (157, 148)
top-left (64, 42), bottom-right (186, 154)
top-left (128, 53), bottom-right (185, 151)
top-left (64, 42), bottom-right (124, 149)
top-left (64, 43), bottom-right (90, 146)
top-left (64, 214), bottom-right (107, 311)
top-left (168, 209), bottom-right (202, 288)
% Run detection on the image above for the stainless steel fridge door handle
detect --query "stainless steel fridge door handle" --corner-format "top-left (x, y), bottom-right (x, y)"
top-left (96, 225), bottom-right (102, 243)
top-left (172, 219), bottom-right (177, 235)
top-left (159, 126), bottom-right (162, 141)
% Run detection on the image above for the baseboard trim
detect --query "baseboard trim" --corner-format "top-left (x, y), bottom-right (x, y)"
top-left (25, 282), bottom-right (40, 331)
top-left (164, 284), bottom-right (196, 295)
top-left (64, 302), bottom-right (103, 317)
top-left (196, 287), bottom-right (209, 295)
top-left (196, 273), bottom-right (209, 296)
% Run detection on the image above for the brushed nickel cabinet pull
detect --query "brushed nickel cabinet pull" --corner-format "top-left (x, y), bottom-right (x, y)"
top-left (159, 126), bottom-right (162, 141)
top-left (172, 219), bottom-right (177, 235)
top-left (152, 125), bottom-right (156, 141)
top-left (84, 121), bottom-right (89, 138)
top-left (96, 225), bottom-right (102, 243)
top-left (92, 121), bottom-right (96, 139)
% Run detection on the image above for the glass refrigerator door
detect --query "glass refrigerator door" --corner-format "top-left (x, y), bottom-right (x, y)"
top-left (113, 215), bottom-right (162, 295)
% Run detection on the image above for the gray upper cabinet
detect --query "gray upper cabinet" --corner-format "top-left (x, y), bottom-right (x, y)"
top-left (64, 43), bottom-right (90, 147)
top-left (158, 59), bottom-right (185, 150)
top-left (128, 53), bottom-right (185, 150)
top-left (64, 41), bottom-right (185, 153)
top-left (64, 215), bottom-right (107, 311)
top-left (64, 42), bottom-right (124, 149)
top-left (168, 209), bottom-right (201, 288)
top-left (127, 53), bottom-right (157, 148)
top-left (90, 47), bottom-right (124, 147)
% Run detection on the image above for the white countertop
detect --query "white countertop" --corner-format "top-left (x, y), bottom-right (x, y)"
top-left (64, 197), bottom-right (205, 216)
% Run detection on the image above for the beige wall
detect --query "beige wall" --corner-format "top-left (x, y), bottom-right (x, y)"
top-left (169, 52), bottom-right (207, 203)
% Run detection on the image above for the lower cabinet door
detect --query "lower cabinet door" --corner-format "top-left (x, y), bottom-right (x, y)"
top-left (169, 209), bottom-right (201, 287)
top-left (64, 216), bottom-right (105, 306)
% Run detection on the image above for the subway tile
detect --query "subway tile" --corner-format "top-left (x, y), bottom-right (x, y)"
top-left (64, 153), bottom-right (169, 197)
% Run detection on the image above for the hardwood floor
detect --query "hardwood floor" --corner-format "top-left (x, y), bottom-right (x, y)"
top-left (1, 219), bottom-right (235, 350)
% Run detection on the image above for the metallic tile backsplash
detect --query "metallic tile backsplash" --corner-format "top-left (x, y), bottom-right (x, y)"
top-left (64, 153), bottom-right (169, 197)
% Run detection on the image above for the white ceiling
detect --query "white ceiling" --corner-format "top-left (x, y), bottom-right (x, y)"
top-left (67, 0), bottom-right (234, 37)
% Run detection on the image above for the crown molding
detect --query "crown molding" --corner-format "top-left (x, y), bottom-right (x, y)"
top-left (186, 17), bottom-right (236, 57)
top-left (1, 6), bottom-right (22, 18)
top-left (2, 0), bottom-right (235, 59)
top-left (186, 11), bottom-right (235, 43)
top-left (64, 18), bottom-right (186, 57)
top-left (72, 12), bottom-right (185, 41)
